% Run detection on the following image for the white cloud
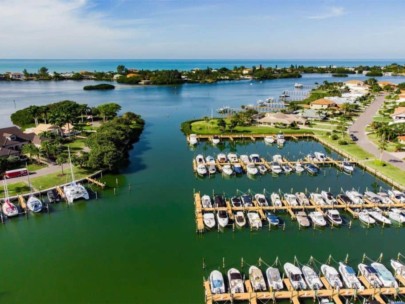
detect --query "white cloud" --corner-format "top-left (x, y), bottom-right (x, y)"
top-left (307, 6), bottom-right (346, 20)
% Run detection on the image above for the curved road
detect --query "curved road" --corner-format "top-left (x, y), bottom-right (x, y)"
top-left (349, 93), bottom-right (405, 170)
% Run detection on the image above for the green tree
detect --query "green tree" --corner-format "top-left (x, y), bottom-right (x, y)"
top-left (38, 67), bottom-right (49, 79)
top-left (56, 153), bottom-right (68, 175)
top-left (217, 118), bottom-right (226, 132)
top-left (97, 103), bottom-right (122, 122)
top-left (22, 143), bottom-right (40, 160)
top-left (117, 65), bottom-right (126, 74)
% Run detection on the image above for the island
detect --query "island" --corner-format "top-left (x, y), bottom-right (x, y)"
top-left (83, 83), bottom-right (115, 90)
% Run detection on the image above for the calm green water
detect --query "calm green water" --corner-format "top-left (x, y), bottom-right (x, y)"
top-left (0, 75), bottom-right (405, 303)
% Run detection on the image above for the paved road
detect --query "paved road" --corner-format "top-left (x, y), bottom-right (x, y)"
top-left (349, 93), bottom-right (405, 170)
top-left (7, 163), bottom-right (70, 185)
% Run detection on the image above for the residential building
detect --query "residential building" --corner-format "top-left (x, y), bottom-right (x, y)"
top-left (391, 107), bottom-right (405, 123)
top-left (398, 135), bottom-right (405, 144)
top-left (256, 112), bottom-right (307, 126)
top-left (310, 99), bottom-right (337, 110)
top-left (0, 126), bottom-right (41, 158)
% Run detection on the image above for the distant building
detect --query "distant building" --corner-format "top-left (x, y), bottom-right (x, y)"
top-left (296, 109), bottom-right (326, 121)
top-left (0, 126), bottom-right (41, 158)
top-left (310, 99), bottom-right (337, 110)
top-left (391, 107), bottom-right (405, 123)
top-left (256, 112), bottom-right (307, 126)
top-left (345, 80), bottom-right (365, 88)
top-left (9, 72), bottom-right (24, 80)
top-left (25, 124), bottom-right (60, 136)
top-left (378, 81), bottom-right (397, 88)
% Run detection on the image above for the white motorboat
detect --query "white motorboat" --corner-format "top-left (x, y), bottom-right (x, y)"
top-left (266, 267), bottom-right (283, 290)
top-left (314, 152), bottom-right (326, 162)
top-left (377, 192), bottom-right (394, 204)
top-left (231, 196), bottom-right (242, 208)
top-left (338, 262), bottom-right (363, 290)
top-left (189, 134), bottom-right (198, 145)
top-left (249, 154), bottom-right (261, 163)
top-left (277, 133), bottom-right (285, 145)
top-left (2, 178), bottom-right (18, 217)
top-left (284, 263), bottom-right (307, 290)
top-left (271, 162), bottom-right (283, 174)
top-left (217, 153), bottom-right (227, 163)
top-left (217, 211), bottom-right (229, 228)
top-left (211, 135), bottom-right (220, 145)
top-left (321, 191), bottom-right (337, 205)
top-left (196, 164), bottom-right (207, 176)
top-left (257, 164), bottom-right (267, 174)
top-left (255, 194), bottom-right (269, 207)
top-left (371, 262), bottom-right (398, 288)
top-left (203, 213), bottom-right (216, 229)
top-left (228, 268), bottom-right (244, 293)
top-left (270, 193), bottom-right (282, 207)
top-left (240, 155), bottom-right (250, 164)
top-left (201, 195), bottom-right (212, 208)
top-left (234, 211), bottom-right (246, 228)
top-left (368, 208), bottom-right (391, 225)
top-left (284, 194), bottom-right (299, 207)
top-left (364, 191), bottom-right (383, 204)
top-left (345, 190), bottom-right (364, 205)
top-left (388, 190), bottom-right (405, 203)
top-left (273, 154), bottom-right (283, 163)
top-left (321, 265), bottom-right (343, 289)
top-left (302, 265), bottom-right (323, 290)
top-left (247, 212), bottom-right (262, 229)
top-left (264, 136), bottom-right (275, 144)
top-left (196, 154), bottom-right (205, 165)
top-left (306, 154), bottom-right (316, 162)
top-left (342, 161), bottom-right (354, 174)
top-left (249, 266), bottom-right (266, 291)
top-left (210, 270), bottom-right (225, 294)
top-left (295, 162), bottom-right (305, 173)
top-left (26, 195), bottom-right (43, 213)
top-left (222, 165), bottom-right (233, 176)
top-left (205, 155), bottom-right (215, 165)
top-left (310, 193), bottom-right (326, 206)
top-left (208, 164), bottom-right (217, 174)
top-left (295, 192), bottom-right (310, 206)
top-left (390, 259), bottom-right (405, 278)
top-left (325, 209), bottom-right (342, 226)
top-left (337, 194), bottom-right (353, 205)
top-left (309, 211), bottom-right (327, 227)
top-left (281, 164), bottom-right (293, 174)
top-left (305, 163), bottom-right (319, 175)
top-left (295, 83), bottom-right (304, 88)
top-left (358, 264), bottom-right (382, 288)
top-left (64, 147), bottom-right (89, 203)
top-left (241, 195), bottom-right (253, 207)
top-left (358, 210), bottom-right (376, 225)
top-left (296, 211), bottom-right (310, 228)
top-left (246, 163), bottom-right (258, 175)
top-left (227, 153), bottom-right (238, 163)
top-left (388, 208), bottom-right (405, 224)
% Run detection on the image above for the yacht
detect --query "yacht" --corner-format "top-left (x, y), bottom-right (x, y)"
top-left (257, 164), bottom-right (267, 174)
top-left (284, 194), bottom-right (299, 207)
top-left (310, 193), bottom-right (326, 206)
top-left (296, 211), bottom-right (310, 228)
top-left (241, 195), bottom-right (253, 207)
top-left (314, 152), bottom-right (326, 162)
top-left (342, 161), bottom-right (354, 174)
top-left (295, 192), bottom-right (310, 206)
top-left (264, 136), bottom-right (275, 144)
top-left (217, 153), bottom-right (227, 163)
top-left (358, 264), bottom-right (382, 288)
top-left (295, 162), bottom-right (305, 173)
top-left (209, 270), bottom-right (225, 294)
top-left (240, 155), bottom-right (250, 164)
top-left (271, 162), bottom-right (283, 174)
top-left (388, 190), bottom-right (405, 203)
top-left (276, 133), bottom-right (285, 145)
top-left (216, 211), bottom-right (229, 228)
top-left (304, 164), bottom-right (319, 175)
top-left (203, 213), bottom-right (216, 229)
top-left (368, 208), bottom-right (391, 225)
top-left (345, 190), bottom-right (364, 205)
top-left (189, 134), bottom-right (198, 145)
top-left (321, 265), bottom-right (343, 289)
top-left (273, 154), bottom-right (283, 163)
top-left (233, 164), bottom-right (243, 175)
top-left (309, 211), bottom-right (327, 227)
top-left (337, 194), bottom-right (353, 205)
top-left (234, 211), bottom-right (246, 228)
top-left (26, 195), bottom-right (43, 213)
top-left (295, 83), bottom-right (304, 88)
top-left (247, 212), bottom-right (262, 229)
top-left (196, 164), bottom-right (207, 176)
top-left (64, 147), bottom-right (89, 204)
top-left (249, 154), bottom-right (261, 163)
top-left (266, 212), bottom-right (280, 226)
top-left (338, 262), bottom-right (363, 290)
top-left (208, 164), bottom-right (217, 174)
top-left (201, 195), bottom-right (212, 208)
top-left (358, 210), bottom-right (376, 225)
top-left (196, 154), bottom-right (205, 165)
top-left (321, 191), bottom-right (337, 205)
top-left (246, 163), bottom-right (258, 175)
top-left (227, 268), bottom-right (244, 293)
top-left (302, 265), bottom-right (323, 290)
top-left (255, 194), bottom-right (269, 207)
top-left (281, 164), bottom-right (293, 174)
top-left (270, 193), bottom-right (282, 207)
top-left (364, 191), bottom-right (383, 204)
top-left (371, 262), bottom-right (398, 288)
top-left (284, 263), bottom-right (307, 290)
top-left (377, 192), bottom-right (394, 204)
top-left (205, 155), bottom-right (216, 165)
top-left (325, 209), bottom-right (343, 226)
top-left (227, 153), bottom-right (238, 163)
top-left (231, 196), bottom-right (242, 208)
top-left (266, 267), bottom-right (284, 290)
top-left (211, 135), bottom-right (220, 145)
top-left (306, 153), bottom-right (316, 162)
top-left (249, 266), bottom-right (266, 291)
top-left (221, 165), bottom-right (233, 176)
top-left (390, 259), bottom-right (405, 278)
top-left (387, 208), bottom-right (405, 224)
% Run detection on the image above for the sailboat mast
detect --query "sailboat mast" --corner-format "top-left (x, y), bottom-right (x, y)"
top-left (68, 146), bottom-right (75, 183)
top-left (2, 178), bottom-right (10, 199)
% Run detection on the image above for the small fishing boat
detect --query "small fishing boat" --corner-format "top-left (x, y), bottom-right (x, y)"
top-left (241, 195), bottom-right (253, 207)
top-left (201, 195), bottom-right (212, 208)
top-left (309, 211), bottom-right (327, 227)
top-left (249, 154), bottom-right (261, 163)
top-left (249, 266), bottom-right (267, 291)
top-left (302, 265), bottom-right (323, 290)
top-left (295, 162), bottom-right (305, 173)
top-left (388, 190), bottom-right (405, 203)
top-left (209, 270), bottom-right (225, 294)
top-left (27, 195), bottom-right (43, 213)
top-left (266, 267), bottom-right (284, 290)
top-left (284, 263), bottom-right (307, 290)
top-left (270, 193), bottom-right (282, 207)
top-left (377, 192), bottom-right (394, 204)
top-left (196, 154), bottom-right (205, 165)
top-left (217, 211), bottom-right (229, 228)
top-left (345, 190), bottom-right (364, 205)
top-left (257, 164), bottom-right (267, 174)
top-left (281, 164), bottom-right (293, 174)
top-left (246, 163), bottom-right (258, 175)
top-left (217, 153), bottom-right (227, 163)
top-left (276, 133), bottom-right (285, 145)
top-left (388, 208), bottom-right (405, 224)
top-left (321, 191), bottom-right (337, 205)
top-left (205, 155), bottom-right (216, 165)
top-left (227, 153), bottom-right (238, 163)
top-left (208, 164), bottom-right (217, 174)
top-left (189, 134), bottom-right (198, 145)
top-left (310, 193), bottom-right (326, 206)
top-left (247, 212), bottom-right (262, 229)
top-left (211, 135), bottom-right (220, 145)
top-left (266, 212), bottom-right (280, 226)
top-left (304, 164), bottom-right (319, 175)
top-left (336, 194), bottom-right (352, 205)
top-left (264, 136), bottom-right (275, 144)
top-left (228, 268), bottom-right (244, 293)
top-left (284, 194), bottom-right (299, 206)
top-left (196, 164), bottom-right (207, 176)
top-left (234, 211), bottom-right (246, 228)
top-left (255, 194), bottom-right (269, 207)
top-left (358, 210), bottom-right (375, 225)
top-left (342, 161), bottom-right (354, 174)
top-left (271, 162), bottom-right (283, 174)
top-left (222, 165), bottom-right (233, 176)
top-left (358, 264), bottom-right (382, 288)
top-left (240, 155), bottom-right (250, 164)
top-left (314, 152), bottom-right (326, 162)
top-left (233, 164), bottom-right (243, 175)
top-left (390, 259), bottom-right (405, 278)
top-left (321, 265), bottom-right (343, 289)
top-left (296, 211), bottom-right (310, 228)
top-left (371, 262), bottom-right (398, 288)
top-left (338, 262), bottom-right (363, 290)
top-left (325, 209), bottom-right (342, 226)
top-left (368, 208), bottom-right (391, 225)
top-left (231, 196), bottom-right (242, 208)
top-left (203, 213), bottom-right (216, 229)
top-left (295, 192), bottom-right (310, 206)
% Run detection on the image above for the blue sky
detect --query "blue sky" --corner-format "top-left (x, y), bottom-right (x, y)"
top-left (0, 0), bottom-right (404, 59)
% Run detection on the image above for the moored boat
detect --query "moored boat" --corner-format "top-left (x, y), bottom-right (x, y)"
top-left (227, 153), bottom-right (238, 163)
top-left (284, 263), bottom-right (307, 290)
top-left (211, 135), bottom-right (220, 145)
top-left (203, 213), bottom-right (216, 228)
top-left (271, 193), bottom-right (282, 207)
top-left (240, 155), bottom-right (250, 164)
top-left (338, 262), bottom-right (363, 290)
top-left (233, 163), bottom-right (243, 175)
top-left (249, 266), bottom-right (267, 291)
top-left (325, 209), bottom-right (342, 226)
top-left (302, 265), bottom-right (323, 290)
top-left (295, 192), bottom-right (310, 206)
top-left (309, 211), bottom-right (327, 227)
top-left (205, 155), bottom-right (216, 165)
top-left (26, 195), bottom-right (43, 213)
top-left (371, 262), bottom-right (398, 288)
top-left (342, 161), bottom-right (354, 174)
top-left (246, 163), bottom-right (258, 176)
top-left (216, 211), bottom-right (229, 228)
top-left (321, 264), bottom-right (343, 289)
top-left (264, 136), bottom-right (275, 144)
top-left (304, 164), bottom-right (319, 175)
top-left (255, 194), bottom-right (269, 207)
top-left (345, 190), bottom-right (364, 205)
top-left (271, 162), bottom-right (283, 174)
top-left (231, 196), bottom-right (242, 208)
top-left (266, 212), bottom-right (280, 226)
top-left (234, 211), bottom-right (246, 228)
top-left (310, 193), bottom-right (326, 206)
top-left (314, 152), bottom-right (326, 162)
top-left (358, 210), bottom-right (376, 225)
top-left (266, 267), bottom-right (284, 290)
top-left (196, 164), bottom-right (207, 176)
top-left (228, 268), bottom-right (244, 293)
top-left (201, 195), bottom-right (212, 208)
top-left (390, 259), bottom-right (405, 278)
top-left (196, 154), bottom-right (205, 165)
top-left (284, 193), bottom-right (299, 207)
top-left (276, 133), bottom-right (285, 145)
top-left (388, 190), bottom-right (405, 203)
top-left (368, 208), bottom-right (391, 225)
top-left (249, 154), bottom-right (260, 163)
top-left (2, 199), bottom-right (19, 217)
top-left (388, 208), bottom-right (405, 224)
top-left (189, 134), bottom-right (198, 145)
top-left (257, 164), bottom-right (267, 174)
top-left (247, 212), bottom-right (262, 229)
top-left (358, 263), bottom-right (382, 288)
top-left (210, 270), bottom-right (225, 294)
top-left (281, 164), bottom-right (293, 174)
top-left (295, 162), bottom-right (305, 173)
top-left (296, 211), bottom-right (310, 228)
top-left (217, 153), bottom-right (227, 163)
top-left (241, 195), bottom-right (253, 207)
top-left (321, 191), bottom-right (337, 205)
top-left (221, 165), bottom-right (233, 176)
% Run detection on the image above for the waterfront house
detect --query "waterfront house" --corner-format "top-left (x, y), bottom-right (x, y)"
top-left (345, 80), bottom-right (364, 88)
top-left (8, 72), bottom-right (24, 80)
top-left (0, 126), bottom-right (41, 158)
top-left (296, 109), bottom-right (326, 121)
top-left (26, 123), bottom-right (61, 136)
top-left (378, 81), bottom-right (396, 88)
top-left (391, 107), bottom-right (405, 123)
top-left (398, 135), bottom-right (405, 144)
top-left (310, 99), bottom-right (337, 110)
top-left (256, 112), bottom-right (307, 126)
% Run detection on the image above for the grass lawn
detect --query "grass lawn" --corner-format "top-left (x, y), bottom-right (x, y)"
top-left (372, 116), bottom-right (391, 123)
top-left (64, 138), bottom-right (87, 152)
top-left (367, 133), bottom-right (397, 152)
top-left (0, 182), bottom-right (31, 197)
top-left (27, 162), bottom-right (46, 172)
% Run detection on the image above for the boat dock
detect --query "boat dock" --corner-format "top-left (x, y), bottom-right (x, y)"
top-left (187, 133), bottom-right (311, 144)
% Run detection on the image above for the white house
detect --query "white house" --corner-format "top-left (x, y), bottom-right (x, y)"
top-left (391, 107), bottom-right (405, 123)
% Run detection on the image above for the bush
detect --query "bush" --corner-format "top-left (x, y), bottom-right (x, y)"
top-left (331, 134), bottom-right (339, 140)
top-left (83, 83), bottom-right (115, 90)
top-left (338, 139), bottom-right (348, 145)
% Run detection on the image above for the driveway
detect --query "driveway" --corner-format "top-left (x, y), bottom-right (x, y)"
top-left (6, 163), bottom-right (70, 184)
top-left (349, 93), bottom-right (405, 170)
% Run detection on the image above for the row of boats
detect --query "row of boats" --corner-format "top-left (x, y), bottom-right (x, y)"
top-left (189, 133), bottom-right (287, 147)
top-left (209, 259), bottom-right (405, 294)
